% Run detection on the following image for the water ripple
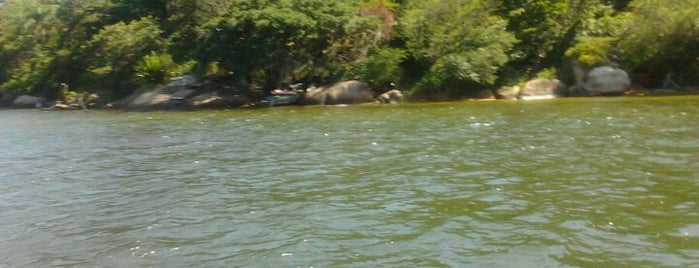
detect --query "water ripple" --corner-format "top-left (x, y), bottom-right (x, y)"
top-left (1, 97), bottom-right (698, 267)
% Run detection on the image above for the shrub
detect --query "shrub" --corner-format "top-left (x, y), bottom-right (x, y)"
top-left (352, 47), bottom-right (406, 90)
top-left (565, 37), bottom-right (614, 67)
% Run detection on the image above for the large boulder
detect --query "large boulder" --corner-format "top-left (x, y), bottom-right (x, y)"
top-left (128, 91), bottom-right (171, 107)
top-left (584, 66), bottom-right (631, 95)
top-left (302, 80), bottom-right (374, 105)
top-left (161, 75), bottom-right (198, 93)
top-left (496, 86), bottom-right (520, 100)
top-left (48, 102), bottom-right (75, 110)
top-left (377, 89), bottom-right (404, 103)
top-left (519, 79), bottom-right (566, 100)
top-left (12, 95), bottom-right (46, 108)
top-left (190, 92), bottom-right (223, 106)
top-left (123, 75), bottom-right (199, 108)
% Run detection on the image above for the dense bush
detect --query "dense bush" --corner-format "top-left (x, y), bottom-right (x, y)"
top-left (135, 52), bottom-right (196, 87)
top-left (351, 47), bottom-right (406, 91)
top-left (400, 0), bottom-right (516, 97)
top-left (615, 0), bottom-right (699, 83)
top-left (0, 0), bottom-right (696, 101)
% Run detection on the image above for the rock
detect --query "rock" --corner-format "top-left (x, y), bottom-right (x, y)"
top-left (378, 89), bottom-right (404, 103)
top-left (60, 92), bottom-right (100, 109)
top-left (519, 79), bottom-right (566, 100)
top-left (85, 93), bottom-right (100, 106)
top-left (125, 86), bottom-right (195, 108)
top-left (303, 80), bottom-right (374, 105)
top-left (12, 95), bottom-right (46, 108)
top-left (190, 92), bottom-right (222, 106)
top-left (300, 87), bottom-right (322, 105)
top-left (584, 66), bottom-right (630, 95)
top-left (496, 86), bottom-right (520, 100)
top-left (161, 75), bottom-right (198, 93)
top-left (129, 91), bottom-right (171, 107)
top-left (48, 102), bottom-right (75, 110)
top-left (120, 75), bottom-right (200, 108)
top-left (624, 87), bottom-right (651, 96)
top-left (168, 89), bottom-right (195, 104)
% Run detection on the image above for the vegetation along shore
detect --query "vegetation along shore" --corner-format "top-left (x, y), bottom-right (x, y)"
top-left (1, 0), bottom-right (697, 110)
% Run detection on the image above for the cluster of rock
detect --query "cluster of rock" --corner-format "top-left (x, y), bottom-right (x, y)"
top-left (1, 66), bottom-right (636, 110)
top-left (109, 75), bottom-right (255, 109)
top-left (378, 89), bottom-right (404, 104)
top-left (301, 81), bottom-right (374, 105)
top-left (301, 80), bottom-right (403, 105)
top-left (495, 66), bottom-right (631, 100)
top-left (0, 93), bottom-right (100, 110)
top-left (114, 78), bottom-right (405, 109)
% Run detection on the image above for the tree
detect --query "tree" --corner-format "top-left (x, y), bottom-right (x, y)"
top-left (615, 0), bottom-right (699, 86)
top-left (192, 0), bottom-right (383, 90)
top-left (0, 0), bottom-right (114, 97)
top-left (82, 17), bottom-right (165, 98)
top-left (109, 0), bottom-right (168, 26)
top-left (166, 0), bottom-right (237, 62)
top-left (495, 1), bottom-right (613, 75)
top-left (0, 0), bottom-right (62, 95)
top-left (351, 47), bottom-right (406, 90)
top-left (2, 0), bottom-right (695, 102)
top-left (564, 5), bottom-right (630, 68)
top-left (399, 0), bottom-right (516, 97)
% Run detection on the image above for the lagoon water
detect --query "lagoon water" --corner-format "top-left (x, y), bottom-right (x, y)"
top-left (1, 96), bottom-right (698, 267)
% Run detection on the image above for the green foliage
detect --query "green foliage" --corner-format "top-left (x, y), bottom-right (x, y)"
top-left (535, 67), bottom-right (559, 80)
top-left (496, 0), bottom-right (617, 72)
top-left (0, 0), bottom-right (696, 101)
top-left (0, 1), bottom-right (61, 94)
top-left (135, 53), bottom-right (174, 86)
top-left (83, 17), bottom-right (165, 97)
top-left (110, 0), bottom-right (168, 24)
top-left (352, 48), bottom-right (406, 90)
top-left (615, 0), bottom-right (699, 78)
top-left (193, 0), bottom-right (383, 89)
top-left (0, 0), bottom-right (119, 97)
top-left (63, 90), bottom-right (87, 104)
top-left (203, 62), bottom-right (222, 77)
top-left (497, 0), bottom-right (574, 67)
top-left (565, 37), bottom-right (614, 67)
top-left (400, 0), bottom-right (516, 97)
top-left (135, 52), bottom-right (196, 87)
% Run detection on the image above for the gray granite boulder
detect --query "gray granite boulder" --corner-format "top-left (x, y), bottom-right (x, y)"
top-left (303, 80), bottom-right (374, 105)
top-left (584, 66), bottom-right (630, 95)
top-left (12, 95), bottom-right (46, 108)
top-left (161, 75), bottom-right (198, 93)
top-left (124, 75), bottom-right (199, 108)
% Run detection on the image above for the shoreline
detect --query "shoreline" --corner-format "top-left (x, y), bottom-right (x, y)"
top-left (0, 91), bottom-right (699, 112)
top-left (2, 90), bottom-right (698, 112)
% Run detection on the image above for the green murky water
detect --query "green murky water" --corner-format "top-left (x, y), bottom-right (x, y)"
top-left (1, 96), bottom-right (698, 267)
